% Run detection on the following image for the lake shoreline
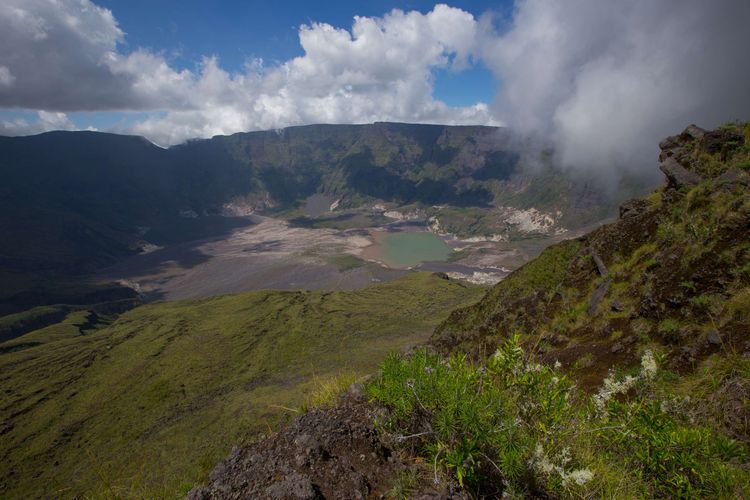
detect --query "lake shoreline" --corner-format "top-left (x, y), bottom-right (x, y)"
top-left (360, 228), bottom-right (452, 269)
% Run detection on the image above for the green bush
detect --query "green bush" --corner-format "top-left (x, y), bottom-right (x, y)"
top-left (368, 337), bottom-right (585, 495)
top-left (603, 400), bottom-right (745, 497)
top-left (368, 338), bottom-right (747, 497)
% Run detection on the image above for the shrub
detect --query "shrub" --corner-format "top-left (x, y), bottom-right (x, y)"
top-left (368, 338), bottom-right (581, 493)
top-left (368, 338), bottom-right (747, 497)
top-left (602, 400), bottom-right (744, 497)
top-left (658, 318), bottom-right (680, 339)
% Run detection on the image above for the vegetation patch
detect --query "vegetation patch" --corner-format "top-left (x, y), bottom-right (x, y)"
top-left (368, 337), bottom-right (748, 498)
top-left (326, 253), bottom-right (367, 271)
top-left (0, 273), bottom-right (483, 499)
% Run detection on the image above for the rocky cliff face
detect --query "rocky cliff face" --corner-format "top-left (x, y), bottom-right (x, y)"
top-left (189, 123), bottom-right (750, 498)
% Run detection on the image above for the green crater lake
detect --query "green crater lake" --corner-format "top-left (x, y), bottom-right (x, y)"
top-left (379, 232), bottom-right (452, 268)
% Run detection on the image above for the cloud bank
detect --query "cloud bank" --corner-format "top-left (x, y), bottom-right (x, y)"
top-left (482, 0), bottom-right (750, 174)
top-left (0, 0), bottom-right (749, 179)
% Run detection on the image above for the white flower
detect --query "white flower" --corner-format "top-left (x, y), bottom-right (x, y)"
top-left (563, 468), bottom-right (594, 487)
top-left (559, 447), bottom-right (571, 466)
top-left (531, 444), bottom-right (555, 474)
top-left (554, 360), bottom-right (562, 370)
top-left (593, 372), bottom-right (642, 412)
top-left (640, 350), bottom-right (657, 380)
top-left (532, 444), bottom-right (594, 489)
top-left (524, 362), bottom-right (543, 373)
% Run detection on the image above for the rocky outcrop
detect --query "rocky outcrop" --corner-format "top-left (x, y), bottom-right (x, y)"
top-left (700, 128), bottom-right (745, 155)
top-left (717, 166), bottom-right (750, 187)
top-left (659, 157), bottom-right (703, 189)
top-left (188, 397), bottom-right (401, 499)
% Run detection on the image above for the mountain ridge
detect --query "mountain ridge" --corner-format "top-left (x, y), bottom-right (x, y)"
top-left (0, 121), bottom-right (645, 315)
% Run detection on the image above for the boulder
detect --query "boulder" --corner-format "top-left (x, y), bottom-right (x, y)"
top-left (682, 124), bottom-right (706, 140)
top-left (587, 279), bottom-right (611, 316)
top-left (706, 330), bottom-right (722, 346)
top-left (658, 135), bottom-right (681, 152)
top-left (700, 129), bottom-right (744, 154)
top-left (659, 157), bottom-right (703, 189)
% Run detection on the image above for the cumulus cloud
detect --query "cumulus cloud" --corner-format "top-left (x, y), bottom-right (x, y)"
top-left (0, 110), bottom-right (78, 135)
top-left (0, 0), bottom-right (130, 110)
top-left (0, 1), bottom-right (496, 145)
top-left (127, 5), bottom-right (497, 145)
top-left (481, 0), bottom-right (750, 175)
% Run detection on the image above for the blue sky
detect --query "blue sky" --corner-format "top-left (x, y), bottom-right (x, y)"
top-left (95, 0), bottom-right (507, 103)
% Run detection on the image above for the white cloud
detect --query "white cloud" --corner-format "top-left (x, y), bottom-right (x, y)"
top-left (127, 5), bottom-right (497, 145)
top-left (0, 110), bottom-right (76, 135)
top-left (481, 0), bottom-right (750, 175)
top-left (0, 1), bottom-right (497, 145)
top-left (0, 0), bottom-right (132, 110)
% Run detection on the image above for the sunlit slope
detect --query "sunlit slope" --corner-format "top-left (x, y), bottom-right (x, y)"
top-left (0, 272), bottom-right (483, 498)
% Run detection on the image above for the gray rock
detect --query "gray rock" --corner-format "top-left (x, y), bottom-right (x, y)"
top-left (591, 249), bottom-right (609, 277)
top-left (683, 124), bottom-right (706, 140)
top-left (294, 434), bottom-right (321, 456)
top-left (659, 135), bottom-right (681, 152)
top-left (700, 129), bottom-right (744, 154)
top-left (185, 486), bottom-right (211, 500)
top-left (588, 279), bottom-right (611, 315)
top-left (659, 157), bottom-right (703, 189)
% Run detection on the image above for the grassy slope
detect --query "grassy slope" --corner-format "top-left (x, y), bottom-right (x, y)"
top-left (0, 273), bottom-right (483, 499)
top-left (434, 123), bottom-right (750, 388)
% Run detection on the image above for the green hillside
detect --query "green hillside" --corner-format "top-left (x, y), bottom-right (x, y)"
top-left (0, 273), bottom-right (483, 499)
top-left (434, 123), bottom-right (750, 385)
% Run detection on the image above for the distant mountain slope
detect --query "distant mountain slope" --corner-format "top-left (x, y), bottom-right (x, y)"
top-left (0, 123), bottom-right (638, 266)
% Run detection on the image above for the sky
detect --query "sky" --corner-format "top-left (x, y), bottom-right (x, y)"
top-left (1, 0), bottom-right (749, 175)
